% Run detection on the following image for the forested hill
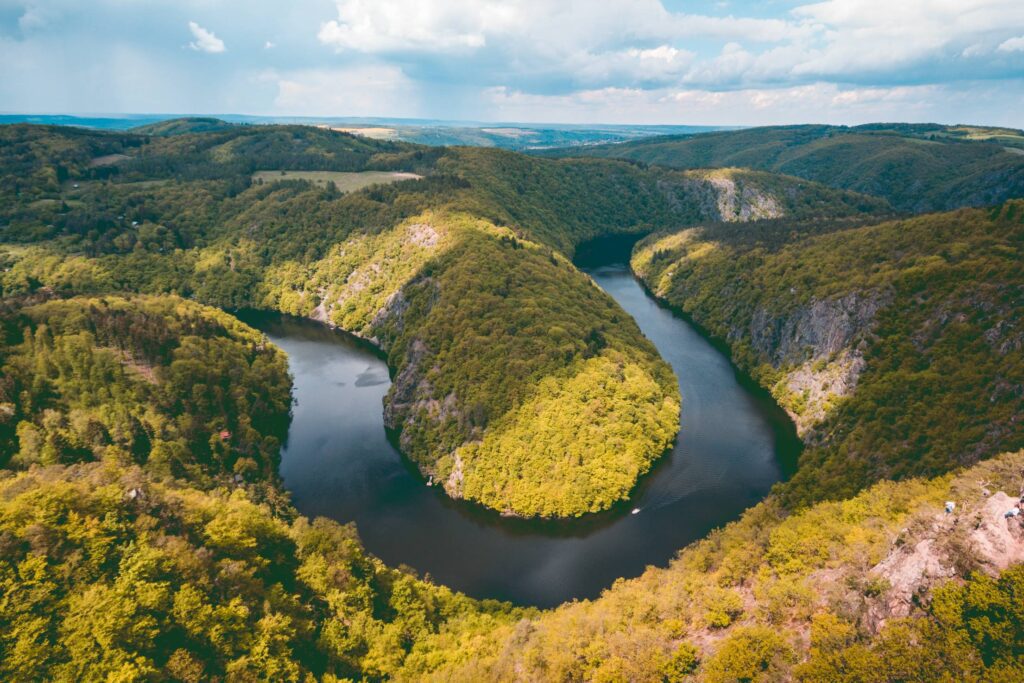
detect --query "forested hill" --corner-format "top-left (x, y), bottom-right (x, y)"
top-left (129, 117), bottom-right (238, 136)
top-left (542, 123), bottom-right (1024, 213)
top-left (2, 121), bottom-right (1024, 680)
top-left (0, 123), bottom-right (885, 518)
top-left (633, 201), bottom-right (1024, 507)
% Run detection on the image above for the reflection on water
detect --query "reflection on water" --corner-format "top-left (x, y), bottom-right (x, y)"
top-left (238, 262), bottom-right (798, 607)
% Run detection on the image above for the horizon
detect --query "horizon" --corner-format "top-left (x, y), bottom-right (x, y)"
top-left (2, 113), bottom-right (1021, 133)
top-left (2, 1), bottom-right (1023, 127)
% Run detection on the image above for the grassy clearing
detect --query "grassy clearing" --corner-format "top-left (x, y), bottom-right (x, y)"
top-left (251, 169), bottom-right (422, 192)
top-left (88, 153), bottom-right (133, 167)
top-left (324, 126), bottom-right (399, 140)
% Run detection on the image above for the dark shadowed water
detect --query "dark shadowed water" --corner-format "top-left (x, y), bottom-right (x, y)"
top-left (241, 261), bottom-right (798, 608)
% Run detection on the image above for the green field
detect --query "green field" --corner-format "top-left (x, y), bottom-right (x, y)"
top-left (251, 169), bottom-right (422, 192)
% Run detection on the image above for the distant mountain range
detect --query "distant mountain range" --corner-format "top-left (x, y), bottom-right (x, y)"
top-left (0, 113), bottom-right (735, 151)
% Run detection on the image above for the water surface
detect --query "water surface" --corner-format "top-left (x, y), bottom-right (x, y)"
top-left (242, 262), bottom-right (798, 607)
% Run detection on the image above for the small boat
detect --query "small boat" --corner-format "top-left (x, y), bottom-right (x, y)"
top-left (631, 508), bottom-right (640, 515)
top-left (426, 476), bottom-right (434, 487)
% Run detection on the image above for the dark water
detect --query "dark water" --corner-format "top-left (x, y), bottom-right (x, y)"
top-left (242, 263), bottom-right (798, 607)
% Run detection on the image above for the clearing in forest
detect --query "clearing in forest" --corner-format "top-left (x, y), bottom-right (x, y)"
top-left (251, 170), bottom-right (422, 192)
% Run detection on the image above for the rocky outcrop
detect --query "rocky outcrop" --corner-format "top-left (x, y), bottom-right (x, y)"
top-left (369, 288), bottom-right (411, 345)
top-left (406, 222), bottom-right (440, 247)
top-left (780, 348), bottom-right (866, 436)
top-left (747, 291), bottom-right (889, 367)
top-left (657, 170), bottom-right (787, 224)
top-left (382, 340), bottom-right (434, 441)
top-left (740, 291), bottom-right (889, 434)
top-left (705, 173), bottom-right (784, 222)
top-left (864, 490), bottom-right (1024, 631)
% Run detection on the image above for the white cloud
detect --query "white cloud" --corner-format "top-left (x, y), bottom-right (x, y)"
top-left (267, 65), bottom-right (419, 117)
top-left (313, 0), bottom-right (1024, 94)
top-left (789, 0), bottom-right (1024, 76)
top-left (188, 21), bottom-right (226, 54)
top-left (317, 0), bottom-right (804, 56)
top-left (998, 35), bottom-right (1024, 52)
top-left (483, 81), bottom-right (953, 126)
top-left (3, 0), bottom-right (1024, 124)
top-left (318, 0), bottom-right (515, 52)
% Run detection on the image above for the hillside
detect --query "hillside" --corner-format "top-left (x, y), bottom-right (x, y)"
top-left (633, 202), bottom-right (1024, 507)
top-left (547, 124), bottom-right (1024, 213)
top-left (131, 117), bottom-right (238, 136)
top-left (1, 122), bottom-right (1023, 680)
top-left (1, 114), bottom-right (730, 150)
top-left (0, 124), bottom-right (890, 517)
top-left (3, 294), bottom-right (1023, 681)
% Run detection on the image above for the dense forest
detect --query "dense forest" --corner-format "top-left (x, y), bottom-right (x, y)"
top-left (2, 120), bottom-right (1023, 680)
top-left (0, 122), bottom-right (887, 518)
top-left (545, 123), bottom-right (1024, 214)
top-left (633, 201), bottom-right (1024, 507)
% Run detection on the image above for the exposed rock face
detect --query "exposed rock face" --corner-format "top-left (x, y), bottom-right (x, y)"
top-left (406, 222), bottom-right (439, 247)
top-left (382, 339), bottom-right (430, 437)
top-left (868, 537), bottom-right (956, 626)
top-left (747, 291), bottom-right (889, 367)
top-left (864, 491), bottom-right (1024, 631)
top-left (965, 491), bottom-right (1024, 573)
top-left (444, 451), bottom-right (465, 499)
top-left (739, 291), bottom-right (889, 434)
top-left (706, 174), bottom-right (784, 222)
top-left (369, 288), bottom-right (411, 344)
top-left (782, 349), bottom-right (866, 436)
top-left (657, 170), bottom-right (786, 224)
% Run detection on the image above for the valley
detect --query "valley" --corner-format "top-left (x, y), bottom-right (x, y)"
top-left (0, 119), bottom-right (1021, 681)
top-left (249, 257), bottom-right (796, 607)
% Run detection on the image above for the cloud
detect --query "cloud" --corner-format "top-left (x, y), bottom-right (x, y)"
top-left (3, 0), bottom-right (1024, 125)
top-left (266, 64), bottom-right (419, 117)
top-left (188, 21), bottom-right (225, 54)
top-left (998, 35), bottom-right (1024, 52)
top-left (484, 81), bottom-right (960, 126)
top-left (788, 0), bottom-right (1024, 78)
top-left (317, 0), bottom-right (804, 57)
top-left (318, 0), bottom-right (513, 52)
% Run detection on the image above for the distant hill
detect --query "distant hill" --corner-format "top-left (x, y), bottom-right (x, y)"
top-left (544, 123), bottom-right (1024, 213)
top-left (130, 117), bottom-right (237, 136)
top-left (0, 113), bottom-right (734, 150)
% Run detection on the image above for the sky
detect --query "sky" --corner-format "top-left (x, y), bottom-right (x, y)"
top-left (1, 0), bottom-right (1023, 126)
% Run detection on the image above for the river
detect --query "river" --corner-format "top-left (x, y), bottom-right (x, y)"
top-left (241, 260), bottom-right (798, 608)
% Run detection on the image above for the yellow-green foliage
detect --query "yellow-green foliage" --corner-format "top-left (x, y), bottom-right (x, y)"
top-left (702, 626), bottom-right (797, 682)
top-left (455, 351), bottom-right (679, 517)
top-left (633, 201), bottom-right (1024, 507)
top-left (0, 295), bottom-right (292, 491)
top-left (394, 453), bottom-right (1023, 681)
top-left (1, 246), bottom-right (113, 295)
top-left (261, 212), bottom-right (452, 335)
top-left (0, 462), bottom-right (520, 682)
top-left (367, 218), bottom-right (679, 516)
